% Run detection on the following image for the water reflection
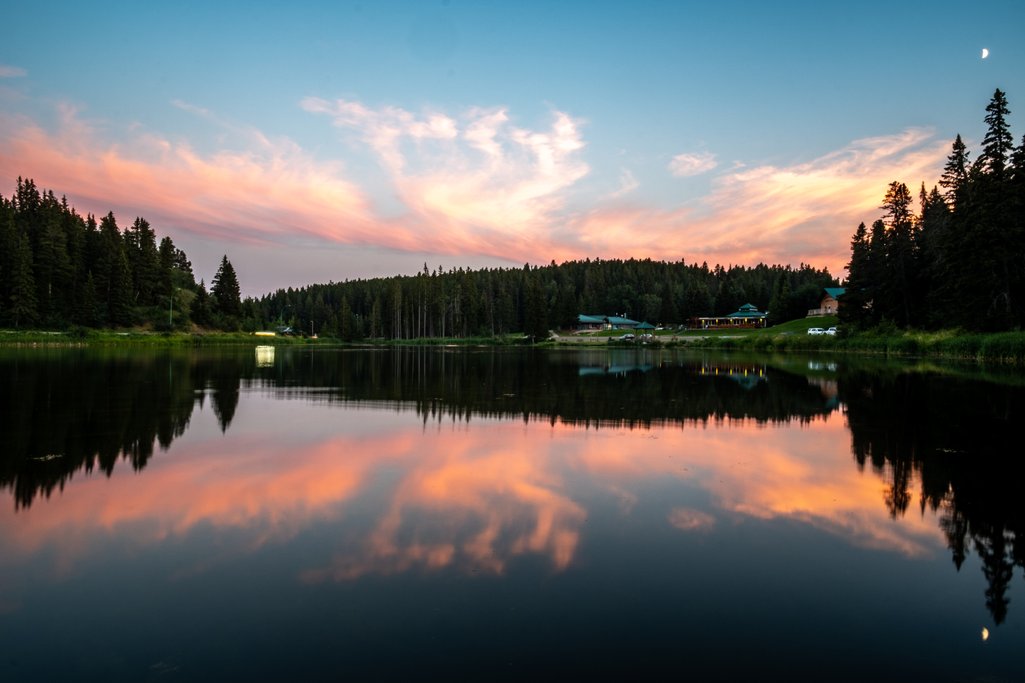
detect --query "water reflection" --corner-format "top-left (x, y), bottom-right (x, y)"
top-left (0, 347), bottom-right (1023, 629)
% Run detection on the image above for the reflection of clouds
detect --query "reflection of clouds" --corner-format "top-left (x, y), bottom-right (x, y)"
top-left (0, 402), bottom-right (944, 585)
top-left (304, 436), bottom-right (586, 581)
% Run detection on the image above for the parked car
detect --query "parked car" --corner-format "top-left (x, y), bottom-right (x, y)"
top-left (619, 333), bottom-right (635, 340)
top-left (824, 326), bottom-right (838, 336)
top-left (807, 327), bottom-right (825, 335)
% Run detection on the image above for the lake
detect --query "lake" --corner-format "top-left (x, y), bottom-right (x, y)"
top-left (1, 346), bottom-right (1023, 681)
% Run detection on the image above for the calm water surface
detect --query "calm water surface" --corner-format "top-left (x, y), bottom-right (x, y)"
top-left (1, 346), bottom-right (1023, 681)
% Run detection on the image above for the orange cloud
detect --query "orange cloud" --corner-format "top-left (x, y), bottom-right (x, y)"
top-left (669, 151), bottom-right (717, 177)
top-left (0, 104), bottom-right (398, 248)
top-left (572, 128), bottom-right (949, 275)
top-left (1, 97), bottom-right (950, 277)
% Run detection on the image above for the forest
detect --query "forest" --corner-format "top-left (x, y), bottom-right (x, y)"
top-left (0, 179), bottom-right (835, 339)
top-left (4, 89), bottom-right (1023, 340)
top-left (842, 88), bottom-right (1025, 332)
top-left (0, 178), bottom-right (242, 331)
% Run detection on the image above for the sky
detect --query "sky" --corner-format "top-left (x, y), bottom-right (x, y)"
top-left (1, 1), bottom-right (1023, 296)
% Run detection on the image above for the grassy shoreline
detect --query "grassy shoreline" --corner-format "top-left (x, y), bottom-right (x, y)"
top-left (4, 321), bottom-right (1025, 364)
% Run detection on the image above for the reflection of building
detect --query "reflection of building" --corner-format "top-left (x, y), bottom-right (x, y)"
top-left (578, 362), bottom-right (654, 376)
top-left (807, 287), bottom-right (845, 317)
top-left (699, 362), bottom-right (767, 389)
top-left (694, 303), bottom-right (767, 329)
top-left (255, 345), bottom-right (275, 367)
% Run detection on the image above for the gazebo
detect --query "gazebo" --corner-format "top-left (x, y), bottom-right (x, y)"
top-left (695, 303), bottom-right (768, 329)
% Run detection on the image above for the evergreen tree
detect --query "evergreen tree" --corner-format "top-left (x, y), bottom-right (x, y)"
top-left (840, 222), bottom-right (871, 327)
top-left (108, 249), bottom-right (134, 326)
top-left (939, 134), bottom-right (971, 208)
top-left (8, 231), bottom-right (38, 327)
top-left (879, 182), bottom-right (919, 326)
top-left (211, 255), bottom-right (242, 319)
top-left (77, 272), bottom-right (101, 327)
top-left (191, 280), bottom-right (213, 327)
top-left (917, 185), bottom-right (952, 326)
top-left (35, 211), bottom-right (73, 323)
top-left (125, 217), bottom-right (161, 306)
top-left (977, 89), bottom-right (1013, 178)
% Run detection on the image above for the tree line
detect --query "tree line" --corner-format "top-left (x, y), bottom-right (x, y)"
top-left (251, 259), bottom-right (835, 341)
top-left (842, 88), bottom-right (1025, 331)
top-left (0, 178), bottom-right (242, 330)
top-left (2, 176), bottom-right (836, 337)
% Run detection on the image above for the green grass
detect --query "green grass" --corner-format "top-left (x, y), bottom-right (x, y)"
top-left (0, 328), bottom-right (323, 346)
top-left (6, 321), bottom-right (1025, 364)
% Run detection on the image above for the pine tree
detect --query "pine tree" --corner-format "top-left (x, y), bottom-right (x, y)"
top-left (840, 222), bottom-right (870, 327)
top-left (108, 248), bottom-right (134, 326)
top-left (77, 271), bottom-right (101, 327)
top-left (211, 255), bottom-right (242, 319)
top-left (35, 211), bottom-right (73, 323)
top-left (939, 135), bottom-right (971, 208)
top-left (125, 217), bottom-right (160, 306)
top-left (977, 89), bottom-right (1013, 178)
top-left (191, 280), bottom-right (213, 327)
top-left (8, 231), bottom-right (38, 327)
top-left (880, 182), bottom-right (919, 326)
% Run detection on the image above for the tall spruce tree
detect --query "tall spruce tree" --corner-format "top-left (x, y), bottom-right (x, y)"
top-left (880, 182), bottom-right (919, 326)
top-left (211, 255), bottom-right (242, 319)
top-left (977, 89), bottom-right (1013, 178)
top-left (8, 231), bottom-right (38, 327)
top-left (840, 222), bottom-right (870, 327)
top-left (191, 279), bottom-right (213, 327)
top-left (125, 217), bottom-right (160, 306)
top-left (939, 134), bottom-right (971, 208)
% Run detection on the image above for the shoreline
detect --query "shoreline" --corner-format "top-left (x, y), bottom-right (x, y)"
top-left (2, 327), bottom-right (1024, 364)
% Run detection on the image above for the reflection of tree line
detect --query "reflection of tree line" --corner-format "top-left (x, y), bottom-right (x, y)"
top-left (841, 369), bottom-right (1025, 625)
top-left (1, 348), bottom-right (834, 510)
top-left (257, 348), bottom-right (836, 429)
top-left (4, 348), bottom-right (1022, 625)
top-left (0, 349), bottom-right (245, 509)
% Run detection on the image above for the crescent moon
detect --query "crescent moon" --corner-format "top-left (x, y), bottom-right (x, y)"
top-left (982, 48), bottom-right (989, 59)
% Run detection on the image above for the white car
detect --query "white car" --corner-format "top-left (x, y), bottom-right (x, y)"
top-left (824, 327), bottom-right (838, 336)
top-left (807, 327), bottom-right (825, 336)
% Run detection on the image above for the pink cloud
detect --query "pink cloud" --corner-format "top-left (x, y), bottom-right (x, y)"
top-left (0, 104), bottom-right (389, 250)
top-left (0, 97), bottom-right (950, 280)
top-left (669, 151), bottom-right (717, 176)
top-left (303, 98), bottom-right (589, 256)
top-left (571, 128), bottom-right (949, 275)
top-left (0, 65), bottom-right (27, 78)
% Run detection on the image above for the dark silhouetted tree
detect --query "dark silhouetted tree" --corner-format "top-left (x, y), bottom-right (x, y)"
top-left (211, 255), bottom-right (241, 319)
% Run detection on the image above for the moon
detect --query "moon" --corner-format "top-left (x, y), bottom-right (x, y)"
top-left (982, 48), bottom-right (989, 59)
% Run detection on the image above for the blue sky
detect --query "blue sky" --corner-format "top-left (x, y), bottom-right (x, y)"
top-left (2, 1), bottom-right (1023, 294)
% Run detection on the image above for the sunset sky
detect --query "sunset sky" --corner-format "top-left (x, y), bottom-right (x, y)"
top-left (2, 1), bottom-right (1023, 295)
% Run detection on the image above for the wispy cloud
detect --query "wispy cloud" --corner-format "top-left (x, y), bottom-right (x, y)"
top-left (608, 168), bottom-right (639, 199)
top-left (669, 150), bottom-right (717, 177)
top-left (573, 128), bottom-right (948, 275)
top-left (0, 96), bottom-right (949, 280)
top-left (0, 65), bottom-right (27, 78)
top-left (0, 103), bottom-right (383, 248)
top-left (302, 98), bottom-right (589, 256)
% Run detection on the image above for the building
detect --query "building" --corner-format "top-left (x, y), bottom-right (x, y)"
top-left (807, 287), bottom-right (846, 317)
top-left (694, 303), bottom-right (768, 329)
top-left (576, 314), bottom-right (641, 331)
